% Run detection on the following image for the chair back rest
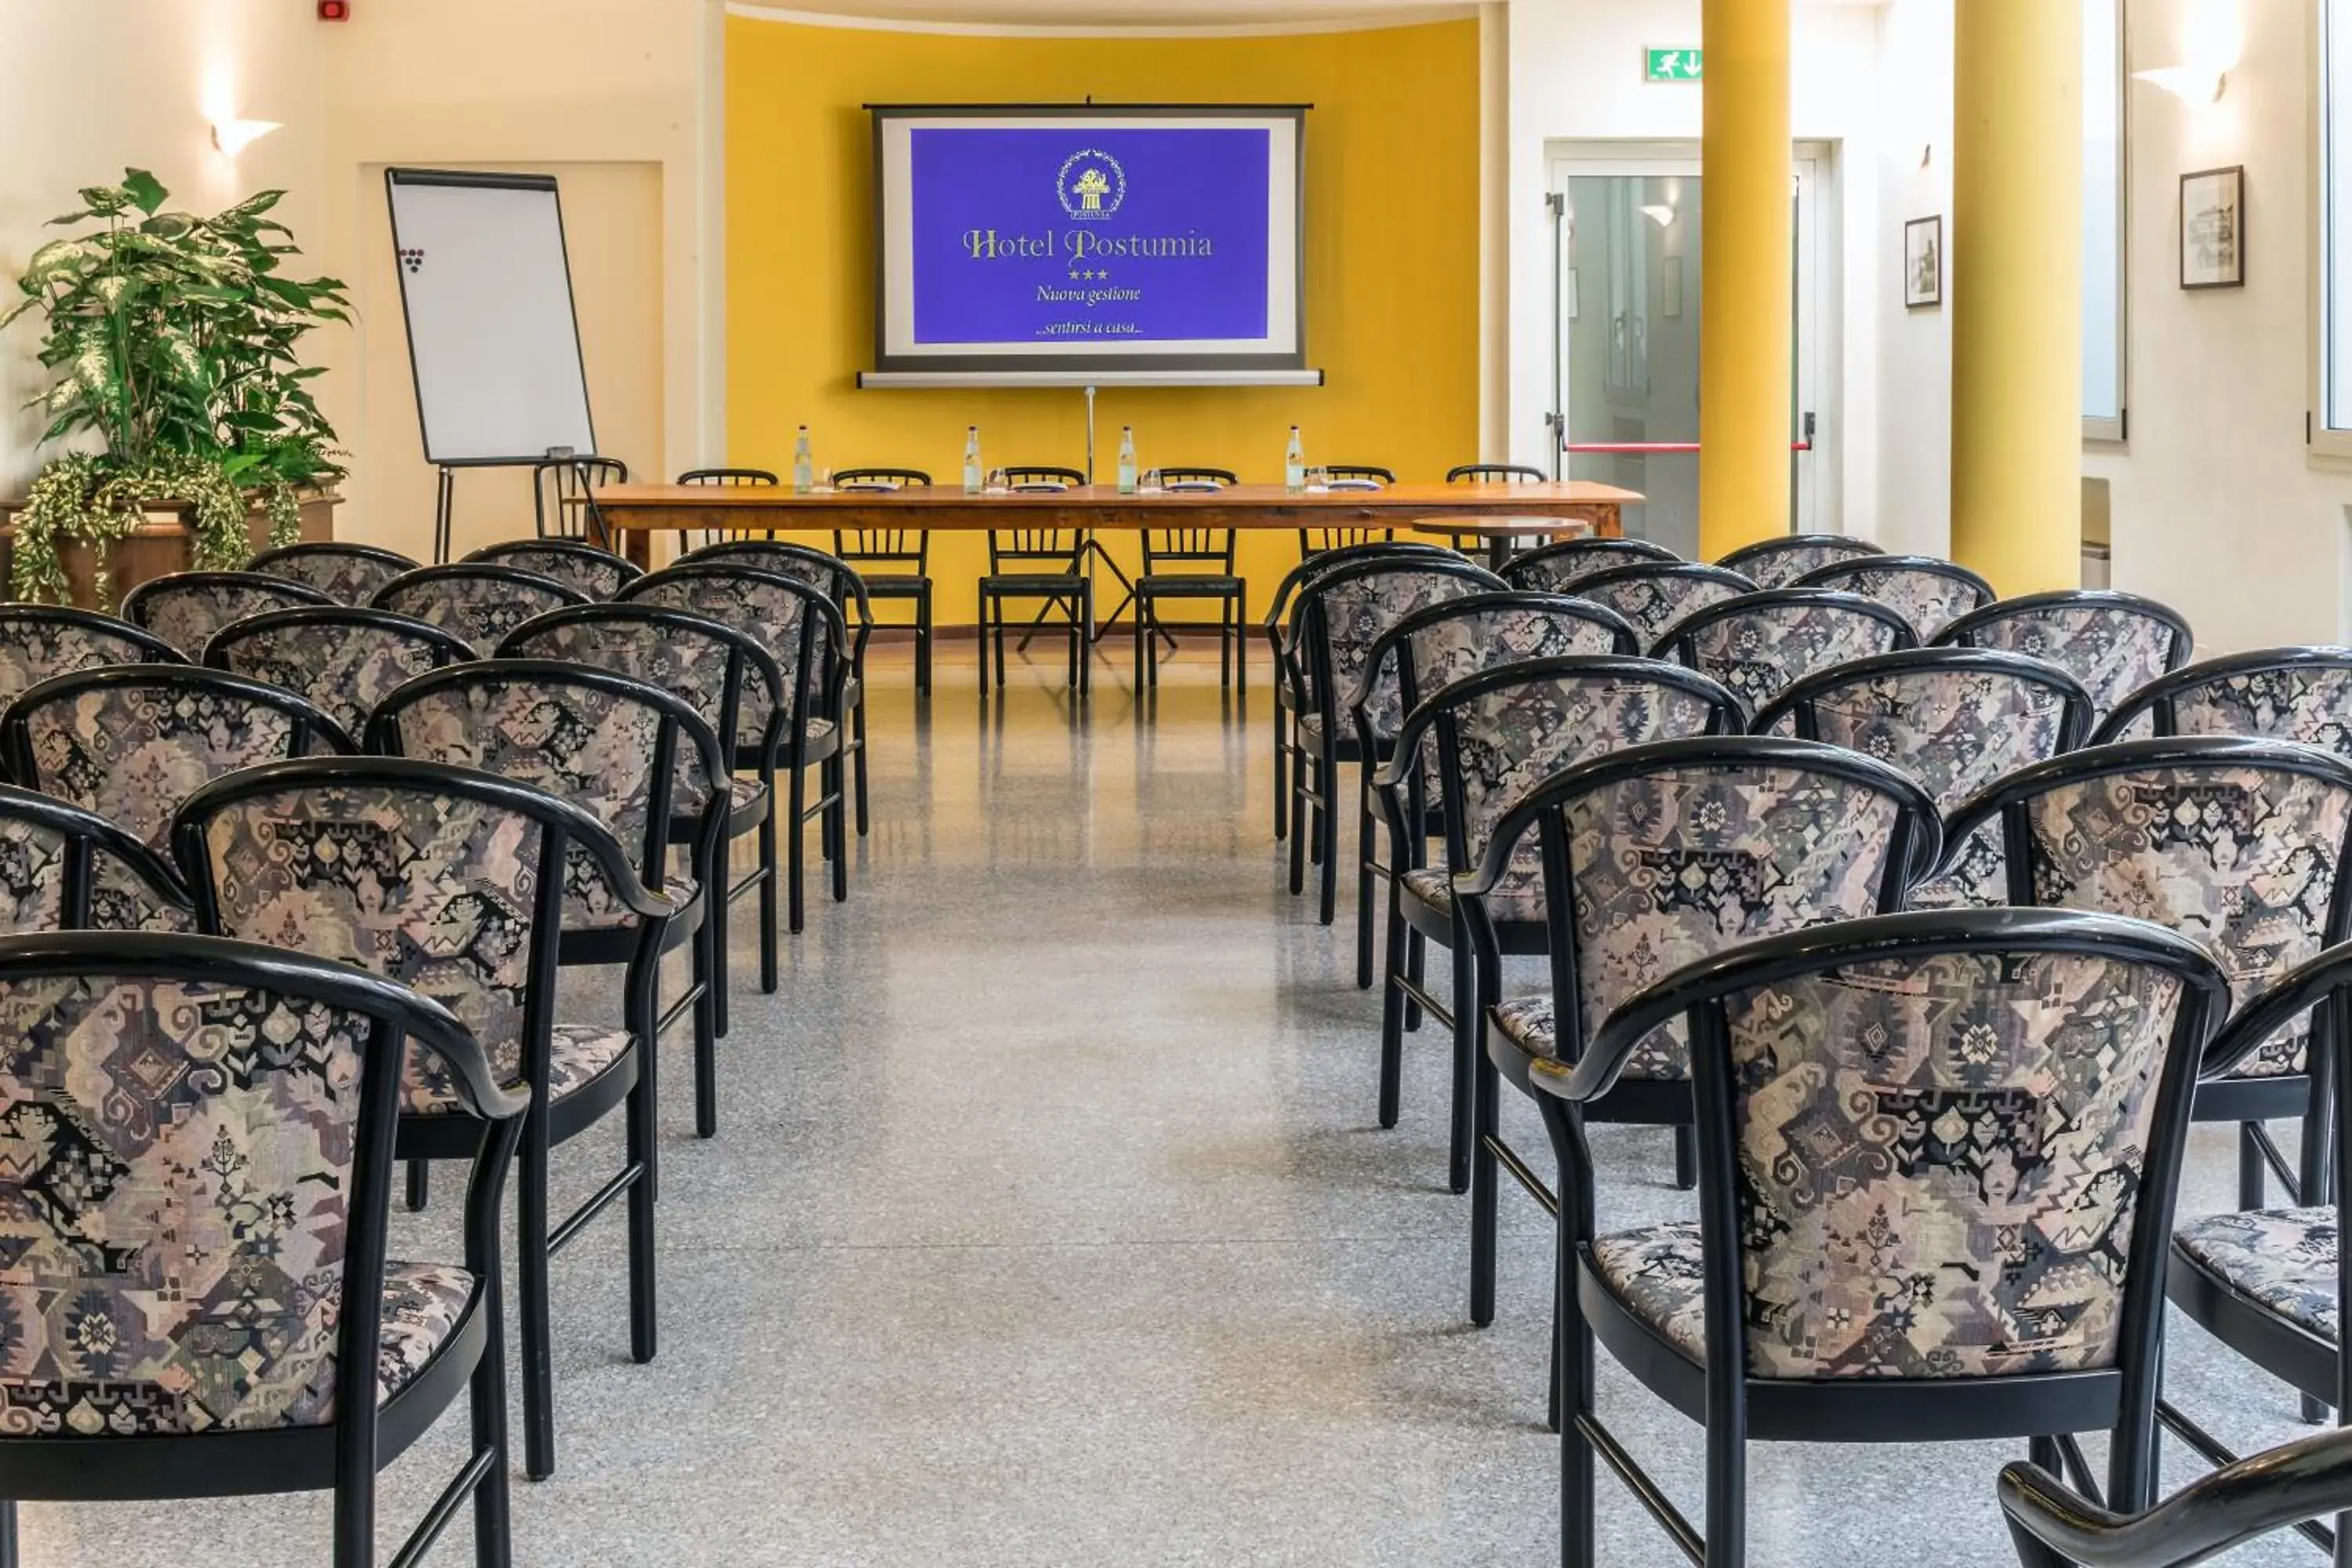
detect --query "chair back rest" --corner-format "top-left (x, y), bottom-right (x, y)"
top-left (532, 456), bottom-right (628, 543)
top-left (175, 757), bottom-right (647, 1111)
top-left (1446, 463), bottom-right (1547, 485)
top-left (1000, 466), bottom-right (1086, 489)
top-left (499, 604), bottom-right (782, 813)
top-left (202, 606), bottom-right (474, 742)
top-left (0, 931), bottom-right (506, 1434)
top-left (1936, 590), bottom-right (2194, 722)
top-left (1266, 543), bottom-right (1460, 633)
top-left (1508, 736), bottom-right (1937, 1080)
top-left (367, 659), bottom-right (718, 920)
top-left (1501, 537), bottom-right (1681, 593)
top-left (2, 666), bottom-right (354, 848)
top-left (1788, 554), bottom-right (1994, 641)
top-left (1323, 464), bottom-right (1396, 486)
top-left (1653, 588), bottom-right (1918, 711)
top-left (463, 539), bottom-right (641, 600)
top-left (247, 542), bottom-right (419, 606)
top-left (1359, 592), bottom-right (1642, 752)
top-left (1156, 466), bottom-right (1238, 488)
top-left (1584, 908), bottom-right (2227, 1382)
top-left (832, 466), bottom-right (931, 492)
top-left (1752, 648), bottom-right (2096, 909)
top-left (829, 468), bottom-right (932, 561)
top-left (2093, 647), bottom-right (2352, 751)
top-left (1569, 562), bottom-right (1756, 648)
top-left (618, 564), bottom-right (845, 753)
top-left (0, 608), bottom-right (182, 706)
top-left (370, 564), bottom-right (590, 655)
top-left (1395, 658), bottom-right (1744, 887)
top-left (1142, 528), bottom-right (1236, 569)
top-left (677, 467), bottom-right (778, 486)
top-left (1715, 533), bottom-right (1886, 589)
top-left (1290, 557), bottom-right (1505, 731)
top-left (0, 782), bottom-right (190, 934)
top-left (678, 539), bottom-right (866, 608)
top-left (1946, 736), bottom-right (2352, 1079)
top-left (120, 572), bottom-right (335, 659)
top-left (986, 529), bottom-right (1087, 572)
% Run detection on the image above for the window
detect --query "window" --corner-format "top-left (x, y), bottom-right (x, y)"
top-left (2323, 0), bottom-right (2352, 448)
top-left (2085, 0), bottom-right (2127, 440)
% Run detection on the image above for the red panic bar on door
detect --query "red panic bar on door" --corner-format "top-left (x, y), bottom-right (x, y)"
top-left (1563, 442), bottom-right (1814, 453)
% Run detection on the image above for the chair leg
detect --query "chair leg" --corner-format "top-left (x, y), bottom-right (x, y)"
top-left (628, 1071), bottom-right (659, 1364)
top-left (708, 840), bottom-right (731, 1042)
top-left (1704, 1408), bottom-right (1748, 1568)
top-left (916, 583), bottom-right (933, 695)
top-left (332, 1472), bottom-right (377, 1568)
top-left (1316, 763), bottom-right (1339, 925)
top-left (1288, 760), bottom-right (1311, 895)
top-left (0, 1501), bottom-right (20, 1568)
top-left (2240, 1120), bottom-right (2264, 1208)
top-left (787, 757), bottom-right (808, 934)
top-left (757, 800), bottom-right (780, 993)
top-left (1470, 1050), bottom-right (1501, 1319)
top-left (1378, 887), bottom-right (1407, 1131)
top-left (828, 758), bottom-right (849, 904)
top-left (851, 699), bottom-right (870, 838)
top-left (1405, 928), bottom-right (1426, 1032)
top-left (1272, 702), bottom-right (1289, 841)
top-left (1134, 599), bottom-right (1149, 688)
top-left (1675, 1124), bottom-right (1698, 1190)
top-left (1233, 592), bottom-right (1246, 691)
top-left (407, 1157), bottom-right (430, 1211)
top-left (1560, 1236), bottom-right (1596, 1568)
top-left (1080, 585), bottom-right (1094, 695)
top-left (1453, 943), bottom-right (1483, 1199)
top-left (518, 1128), bottom-right (557, 1480)
top-left (993, 598), bottom-right (1007, 688)
top-left (1355, 802), bottom-right (1377, 989)
top-left (468, 1246), bottom-right (515, 1568)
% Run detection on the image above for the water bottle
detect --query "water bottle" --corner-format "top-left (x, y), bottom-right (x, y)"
top-left (1284, 426), bottom-right (1306, 493)
top-left (963, 426), bottom-right (983, 495)
top-left (1116, 426), bottom-right (1138, 495)
top-left (792, 426), bottom-right (815, 495)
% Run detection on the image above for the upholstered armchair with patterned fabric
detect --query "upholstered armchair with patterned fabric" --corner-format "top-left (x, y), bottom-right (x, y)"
top-left (1945, 737), bottom-right (2352, 1218)
top-left (1280, 554), bottom-right (1505, 932)
top-left (0, 929), bottom-right (528, 1568)
top-left (1535, 908), bottom-right (2228, 1568)
top-left (2158, 939), bottom-right (2352, 1533)
top-left (1715, 532), bottom-right (1886, 588)
top-left (1936, 588), bottom-right (2194, 724)
top-left (119, 569), bottom-right (335, 659)
top-left (502, 601), bottom-right (792, 1042)
top-left (1753, 647), bottom-right (2096, 911)
top-left (1340, 591), bottom-right (1642, 996)
top-left (365, 659), bottom-right (729, 1143)
top-left (0, 782), bottom-right (191, 933)
top-left (0, 664), bottom-right (355, 849)
top-left (1564, 561), bottom-right (1756, 650)
top-left (247, 540), bottom-right (420, 605)
top-left (370, 564), bottom-right (590, 655)
top-left (204, 604), bottom-right (476, 739)
top-left (620, 561), bottom-right (858, 905)
top-left (1460, 736), bottom-right (1940, 1385)
top-left (1789, 553), bottom-right (1997, 640)
top-left (174, 757), bottom-right (672, 1485)
top-left (1261, 541), bottom-right (1462, 846)
top-left (0, 606), bottom-right (182, 706)
top-left (1653, 586), bottom-right (1918, 711)
top-left (1368, 656), bottom-right (1742, 1204)
top-left (464, 538), bottom-right (644, 600)
top-left (1498, 536), bottom-right (1681, 593)
top-left (2093, 645), bottom-right (2352, 751)
top-left (673, 542), bottom-right (875, 835)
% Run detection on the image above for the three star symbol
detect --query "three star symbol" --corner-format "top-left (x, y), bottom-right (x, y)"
top-left (1065, 267), bottom-right (1111, 281)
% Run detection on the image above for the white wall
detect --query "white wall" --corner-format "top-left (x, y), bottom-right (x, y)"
top-left (1871, 0), bottom-right (1953, 559)
top-left (0, 1), bottom-right (328, 492)
top-left (1504, 0), bottom-right (1883, 538)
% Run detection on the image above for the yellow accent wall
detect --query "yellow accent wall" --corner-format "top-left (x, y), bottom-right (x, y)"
top-left (725, 13), bottom-right (1483, 622)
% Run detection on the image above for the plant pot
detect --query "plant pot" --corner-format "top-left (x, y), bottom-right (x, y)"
top-left (0, 491), bottom-right (342, 610)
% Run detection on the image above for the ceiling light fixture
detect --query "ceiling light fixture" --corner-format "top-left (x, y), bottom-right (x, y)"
top-left (211, 118), bottom-right (281, 158)
top-left (2135, 0), bottom-right (2240, 104)
top-left (1641, 204), bottom-right (1676, 228)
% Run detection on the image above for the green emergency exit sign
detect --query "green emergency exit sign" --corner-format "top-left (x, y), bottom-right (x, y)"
top-left (1646, 47), bottom-right (1704, 82)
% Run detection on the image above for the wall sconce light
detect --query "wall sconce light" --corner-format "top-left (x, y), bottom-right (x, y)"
top-left (211, 118), bottom-right (281, 158)
top-left (1641, 204), bottom-right (1676, 228)
top-left (2135, 0), bottom-right (2240, 105)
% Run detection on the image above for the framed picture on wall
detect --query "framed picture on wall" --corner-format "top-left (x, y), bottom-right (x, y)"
top-left (2180, 165), bottom-right (2245, 289)
top-left (1904, 216), bottom-right (1942, 309)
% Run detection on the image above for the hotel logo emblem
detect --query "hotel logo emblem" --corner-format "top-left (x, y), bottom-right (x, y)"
top-left (1056, 149), bottom-right (1126, 220)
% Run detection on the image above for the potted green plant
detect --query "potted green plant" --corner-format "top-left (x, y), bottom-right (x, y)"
top-left (0, 168), bottom-right (349, 604)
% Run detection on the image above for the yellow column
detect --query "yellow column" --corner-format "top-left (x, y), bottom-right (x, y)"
top-left (1699, 0), bottom-right (1792, 560)
top-left (1951, 0), bottom-right (2083, 593)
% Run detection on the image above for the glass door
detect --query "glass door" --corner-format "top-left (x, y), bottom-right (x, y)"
top-left (1548, 145), bottom-right (1828, 557)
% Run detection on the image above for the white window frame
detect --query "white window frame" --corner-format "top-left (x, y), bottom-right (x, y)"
top-left (2314, 0), bottom-right (2352, 461)
top-left (2085, 0), bottom-right (2129, 443)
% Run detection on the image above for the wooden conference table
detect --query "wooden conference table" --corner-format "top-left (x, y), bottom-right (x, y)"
top-left (584, 481), bottom-right (1642, 570)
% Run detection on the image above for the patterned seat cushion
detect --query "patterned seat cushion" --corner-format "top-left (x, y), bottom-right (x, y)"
top-left (1590, 1221), bottom-right (1708, 1360)
top-left (1490, 995), bottom-right (1686, 1080)
top-left (1401, 851), bottom-right (1544, 922)
top-left (376, 1261), bottom-right (478, 1403)
top-left (2174, 1207), bottom-right (2339, 1343)
top-left (401, 1022), bottom-right (633, 1116)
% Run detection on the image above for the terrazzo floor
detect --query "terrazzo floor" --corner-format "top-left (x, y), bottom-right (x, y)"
top-left (26, 638), bottom-right (2321, 1566)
